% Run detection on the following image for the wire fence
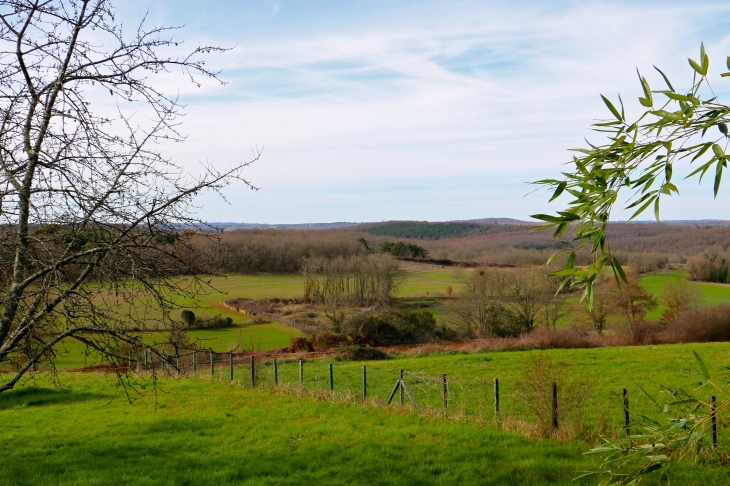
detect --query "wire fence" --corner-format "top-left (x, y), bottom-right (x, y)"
top-left (129, 351), bottom-right (727, 447)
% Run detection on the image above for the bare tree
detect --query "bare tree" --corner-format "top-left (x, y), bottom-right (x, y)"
top-left (504, 268), bottom-right (544, 333)
top-left (448, 268), bottom-right (507, 338)
top-left (610, 280), bottom-right (658, 336)
top-left (0, 1), bottom-right (257, 393)
top-left (584, 290), bottom-right (611, 335)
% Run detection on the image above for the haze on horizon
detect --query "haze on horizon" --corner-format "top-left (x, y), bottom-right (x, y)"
top-left (120, 0), bottom-right (730, 224)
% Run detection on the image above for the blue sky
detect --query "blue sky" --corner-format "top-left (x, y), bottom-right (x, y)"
top-left (118, 0), bottom-right (730, 223)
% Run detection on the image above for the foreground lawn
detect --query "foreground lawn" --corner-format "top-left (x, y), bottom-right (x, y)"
top-left (2, 370), bottom-right (728, 485)
top-left (0, 374), bottom-right (590, 486)
top-left (0, 343), bottom-right (730, 485)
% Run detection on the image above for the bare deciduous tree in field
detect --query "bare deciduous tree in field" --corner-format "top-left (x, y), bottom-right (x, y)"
top-left (0, 0), bottom-right (257, 393)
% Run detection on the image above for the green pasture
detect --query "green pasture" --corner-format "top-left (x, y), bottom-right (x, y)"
top-left (639, 269), bottom-right (730, 320)
top-left (42, 322), bottom-right (300, 370)
top-left (4, 343), bottom-right (730, 485)
top-left (42, 266), bottom-right (730, 370)
top-left (240, 342), bottom-right (730, 436)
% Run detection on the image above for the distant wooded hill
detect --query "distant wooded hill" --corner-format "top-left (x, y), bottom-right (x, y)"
top-left (360, 221), bottom-right (530, 240)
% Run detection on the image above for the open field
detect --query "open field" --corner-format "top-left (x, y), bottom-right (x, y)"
top-left (3, 342), bottom-right (730, 485)
top-left (37, 264), bottom-right (730, 370)
top-left (45, 322), bottom-right (301, 370)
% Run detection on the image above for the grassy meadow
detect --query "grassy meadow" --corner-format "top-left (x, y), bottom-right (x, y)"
top-left (5, 266), bottom-right (730, 485)
top-left (3, 342), bottom-right (730, 485)
top-left (38, 263), bottom-right (730, 370)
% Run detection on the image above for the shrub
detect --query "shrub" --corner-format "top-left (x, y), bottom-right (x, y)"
top-left (512, 355), bottom-right (592, 439)
top-left (334, 345), bottom-right (389, 361)
top-left (344, 309), bottom-right (457, 345)
top-left (660, 305), bottom-right (730, 343)
top-left (287, 337), bottom-right (314, 353)
top-left (181, 310), bottom-right (196, 327)
top-left (312, 332), bottom-right (349, 349)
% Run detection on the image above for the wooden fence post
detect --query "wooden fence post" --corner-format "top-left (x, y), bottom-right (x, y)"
top-left (441, 374), bottom-right (448, 411)
top-left (329, 363), bottom-right (334, 391)
top-left (494, 378), bottom-right (500, 420)
top-left (273, 358), bottom-right (278, 385)
top-left (299, 359), bottom-right (304, 386)
top-left (210, 352), bottom-right (214, 376)
top-left (623, 388), bottom-right (630, 437)
top-left (552, 381), bottom-right (558, 433)
top-left (193, 351), bottom-right (197, 373)
top-left (144, 349), bottom-right (148, 371)
top-left (128, 353), bottom-right (132, 374)
top-left (362, 366), bottom-right (367, 399)
top-left (400, 369), bottom-right (404, 405)
top-left (251, 356), bottom-right (256, 388)
top-left (710, 395), bottom-right (717, 451)
top-left (229, 354), bottom-right (234, 381)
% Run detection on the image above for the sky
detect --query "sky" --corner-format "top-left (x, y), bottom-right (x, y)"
top-left (114, 0), bottom-right (730, 223)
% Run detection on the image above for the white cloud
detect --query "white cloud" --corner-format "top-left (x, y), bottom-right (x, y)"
top-left (115, 0), bottom-right (730, 222)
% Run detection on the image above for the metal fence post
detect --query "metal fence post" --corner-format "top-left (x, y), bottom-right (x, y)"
top-left (623, 388), bottom-right (630, 437)
top-left (273, 358), bottom-right (278, 385)
top-left (441, 374), bottom-right (448, 411)
top-left (400, 369), bottom-right (404, 405)
top-left (210, 352), bottom-right (214, 376)
top-left (710, 395), bottom-right (717, 451)
top-left (193, 351), bottom-right (197, 373)
top-left (362, 366), bottom-right (367, 399)
top-left (251, 356), bottom-right (256, 388)
top-left (299, 359), bottom-right (304, 386)
top-left (329, 363), bottom-right (334, 391)
top-left (552, 382), bottom-right (558, 432)
top-left (229, 354), bottom-right (234, 381)
top-left (494, 378), bottom-right (499, 420)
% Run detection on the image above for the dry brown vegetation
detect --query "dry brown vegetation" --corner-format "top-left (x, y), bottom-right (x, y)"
top-left (187, 222), bottom-right (730, 276)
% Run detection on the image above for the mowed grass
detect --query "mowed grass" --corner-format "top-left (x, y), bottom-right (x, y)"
top-left (245, 342), bottom-right (730, 436)
top-left (3, 343), bottom-right (730, 485)
top-left (0, 374), bottom-right (592, 486)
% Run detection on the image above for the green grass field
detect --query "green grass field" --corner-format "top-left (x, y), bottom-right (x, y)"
top-left (3, 342), bottom-right (730, 485)
top-left (42, 265), bottom-right (730, 369)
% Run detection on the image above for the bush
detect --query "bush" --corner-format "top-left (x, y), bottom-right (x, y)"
top-left (312, 332), bottom-right (349, 349)
top-left (181, 310), bottom-right (196, 327)
top-left (185, 314), bottom-right (233, 330)
top-left (287, 337), bottom-right (314, 353)
top-left (344, 309), bottom-right (457, 345)
top-left (660, 305), bottom-right (730, 343)
top-left (334, 345), bottom-right (389, 361)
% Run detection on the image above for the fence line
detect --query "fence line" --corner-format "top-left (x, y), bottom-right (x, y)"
top-left (124, 351), bottom-right (725, 448)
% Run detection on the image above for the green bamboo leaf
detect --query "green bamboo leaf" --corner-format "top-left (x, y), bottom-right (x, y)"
top-left (531, 213), bottom-right (564, 224)
top-left (661, 91), bottom-right (691, 102)
top-left (688, 58), bottom-right (706, 76)
top-left (726, 55), bottom-right (730, 71)
top-left (654, 197), bottom-right (660, 222)
top-left (693, 350), bottom-right (709, 379)
top-left (629, 195), bottom-right (657, 220)
top-left (567, 252), bottom-right (575, 268)
top-left (611, 257), bottom-right (627, 282)
top-left (653, 65), bottom-right (674, 92)
top-left (549, 181), bottom-right (567, 202)
top-left (638, 384), bottom-right (662, 411)
top-left (601, 94), bottom-right (623, 121)
top-left (714, 159), bottom-right (723, 198)
top-left (712, 143), bottom-right (724, 158)
top-left (701, 42), bottom-right (709, 73)
top-left (719, 123), bottom-right (728, 136)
